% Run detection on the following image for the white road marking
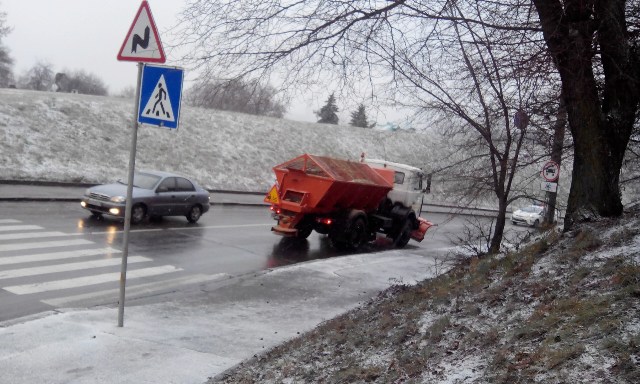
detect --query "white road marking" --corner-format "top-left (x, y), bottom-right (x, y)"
top-left (0, 239), bottom-right (94, 253)
top-left (42, 273), bottom-right (229, 306)
top-left (89, 223), bottom-right (272, 235)
top-left (0, 231), bottom-right (70, 241)
top-left (0, 225), bottom-right (43, 232)
top-left (0, 247), bottom-right (120, 266)
top-left (0, 223), bottom-right (271, 239)
top-left (0, 219), bottom-right (21, 224)
top-left (4, 265), bottom-right (182, 294)
top-left (0, 256), bottom-right (151, 279)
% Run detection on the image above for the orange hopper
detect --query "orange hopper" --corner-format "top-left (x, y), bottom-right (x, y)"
top-left (268, 154), bottom-right (395, 235)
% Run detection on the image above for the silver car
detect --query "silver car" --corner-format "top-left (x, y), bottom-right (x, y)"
top-left (80, 170), bottom-right (210, 224)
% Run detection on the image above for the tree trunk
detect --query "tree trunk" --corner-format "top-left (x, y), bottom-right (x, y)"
top-left (489, 198), bottom-right (508, 254)
top-left (533, 0), bottom-right (639, 230)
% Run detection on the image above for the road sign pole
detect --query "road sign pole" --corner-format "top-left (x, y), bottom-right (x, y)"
top-left (118, 62), bottom-right (143, 327)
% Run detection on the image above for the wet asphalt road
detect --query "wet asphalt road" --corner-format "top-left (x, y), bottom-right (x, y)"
top-left (0, 200), bottom-right (530, 321)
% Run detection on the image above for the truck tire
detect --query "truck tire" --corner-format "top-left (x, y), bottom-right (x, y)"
top-left (329, 216), bottom-right (366, 251)
top-left (296, 226), bottom-right (312, 239)
top-left (347, 217), bottom-right (367, 250)
top-left (393, 220), bottom-right (412, 248)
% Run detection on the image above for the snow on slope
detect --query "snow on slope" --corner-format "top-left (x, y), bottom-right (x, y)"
top-left (0, 89), bottom-right (436, 192)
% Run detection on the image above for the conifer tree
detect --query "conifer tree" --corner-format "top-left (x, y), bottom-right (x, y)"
top-left (349, 104), bottom-right (371, 128)
top-left (316, 93), bottom-right (339, 124)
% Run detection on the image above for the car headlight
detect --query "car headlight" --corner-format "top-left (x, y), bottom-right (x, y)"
top-left (110, 195), bottom-right (126, 203)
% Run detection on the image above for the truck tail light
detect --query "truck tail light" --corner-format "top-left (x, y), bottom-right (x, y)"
top-left (317, 217), bottom-right (333, 225)
top-left (269, 205), bottom-right (282, 215)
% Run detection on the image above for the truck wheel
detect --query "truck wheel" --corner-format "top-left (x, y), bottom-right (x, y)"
top-left (393, 221), bottom-right (412, 248)
top-left (346, 217), bottom-right (367, 250)
top-left (296, 226), bottom-right (312, 239)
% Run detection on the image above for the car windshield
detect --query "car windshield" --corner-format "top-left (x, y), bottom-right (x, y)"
top-left (521, 206), bottom-right (543, 213)
top-left (134, 173), bottom-right (162, 189)
top-left (117, 173), bottom-right (162, 189)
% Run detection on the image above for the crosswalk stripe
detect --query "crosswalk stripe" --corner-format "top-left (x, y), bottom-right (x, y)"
top-left (0, 239), bottom-right (94, 253)
top-left (0, 256), bottom-right (151, 280)
top-left (42, 273), bottom-right (229, 307)
top-left (0, 225), bottom-right (43, 232)
top-left (0, 231), bottom-right (71, 241)
top-left (4, 265), bottom-right (183, 294)
top-left (0, 247), bottom-right (120, 266)
top-left (0, 219), bottom-right (21, 224)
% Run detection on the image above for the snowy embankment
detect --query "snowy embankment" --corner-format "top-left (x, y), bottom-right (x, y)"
top-left (0, 89), bottom-right (435, 192)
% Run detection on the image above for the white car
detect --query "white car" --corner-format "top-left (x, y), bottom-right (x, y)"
top-left (511, 205), bottom-right (546, 227)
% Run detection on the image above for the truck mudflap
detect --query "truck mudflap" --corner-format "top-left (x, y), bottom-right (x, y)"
top-left (410, 217), bottom-right (435, 242)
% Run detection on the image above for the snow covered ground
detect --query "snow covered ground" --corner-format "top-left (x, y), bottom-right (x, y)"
top-left (0, 89), bottom-right (437, 192)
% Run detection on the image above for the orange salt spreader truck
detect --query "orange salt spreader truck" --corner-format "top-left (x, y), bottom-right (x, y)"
top-left (264, 153), bottom-right (434, 250)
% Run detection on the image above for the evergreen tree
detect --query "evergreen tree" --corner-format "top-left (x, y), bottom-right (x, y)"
top-left (349, 104), bottom-right (372, 128)
top-left (316, 93), bottom-right (339, 124)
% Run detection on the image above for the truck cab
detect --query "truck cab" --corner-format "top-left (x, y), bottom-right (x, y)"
top-left (364, 158), bottom-right (426, 214)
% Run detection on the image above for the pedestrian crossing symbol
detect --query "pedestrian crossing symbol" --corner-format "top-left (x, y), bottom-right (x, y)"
top-left (141, 75), bottom-right (174, 121)
top-left (138, 64), bottom-right (184, 129)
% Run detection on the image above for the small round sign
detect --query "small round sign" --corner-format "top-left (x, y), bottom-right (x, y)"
top-left (541, 161), bottom-right (560, 182)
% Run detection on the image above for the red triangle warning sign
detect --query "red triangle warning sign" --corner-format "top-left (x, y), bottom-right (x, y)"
top-left (117, 1), bottom-right (166, 63)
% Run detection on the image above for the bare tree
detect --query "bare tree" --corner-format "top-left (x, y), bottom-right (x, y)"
top-left (533, 0), bottom-right (640, 228)
top-left (174, 0), bottom-right (639, 235)
top-left (117, 85), bottom-right (136, 99)
top-left (60, 69), bottom-right (108, 96)
top-left (174, 0), bottom-right (549, 253)
top-left (186, 78), bottom-right (287, 118)
top-left (18, 61), bottom-right (54, 91)
top-left (0, 4), bottom-right (13, 88)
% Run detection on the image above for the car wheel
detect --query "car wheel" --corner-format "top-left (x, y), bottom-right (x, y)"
top-left (186, 205), bottom-right (202, 223)
top-left (533, 219), bottom-right (540, 228)
top-left (131, 204), bottom-right (146, 224)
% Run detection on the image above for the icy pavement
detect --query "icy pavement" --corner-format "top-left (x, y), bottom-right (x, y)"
top-left (0, 250), bottom-right (444, 384)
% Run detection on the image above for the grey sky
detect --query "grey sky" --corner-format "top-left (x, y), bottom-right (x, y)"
top-left (1, 0), bottom-right (409, 124)
top-left (3, 1), bottom-right (181, 92)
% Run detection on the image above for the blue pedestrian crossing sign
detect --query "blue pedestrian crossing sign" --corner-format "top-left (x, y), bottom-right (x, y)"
top-left (138, 64), bottom-right (184, 129)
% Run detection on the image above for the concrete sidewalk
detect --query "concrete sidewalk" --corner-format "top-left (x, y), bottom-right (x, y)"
top-left (0, 250), bottom-right (441, 384)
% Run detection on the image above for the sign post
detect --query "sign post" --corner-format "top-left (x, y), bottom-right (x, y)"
top-left (117, 1), bottom-right (166, 328)
top-left (540, 160), bottom-right (560, 225)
